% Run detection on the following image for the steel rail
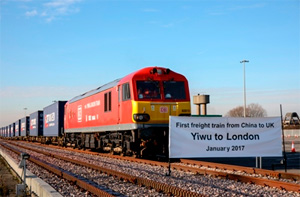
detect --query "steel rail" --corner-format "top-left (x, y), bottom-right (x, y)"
top-left (171, 163), bottom-right (300, 193)
top-left (180, 159), bottom-right (300, 181)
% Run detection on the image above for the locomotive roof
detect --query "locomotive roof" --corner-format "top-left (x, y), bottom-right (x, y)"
top-left (119, 67), bottom-right (184, 83)
top-left (69, 78), bottom-right (121, 103)
top-left (68, 67), bottom-right (184, 104)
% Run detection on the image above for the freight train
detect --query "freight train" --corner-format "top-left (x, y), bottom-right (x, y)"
top-left (0, 67), bottom-right (191, 158)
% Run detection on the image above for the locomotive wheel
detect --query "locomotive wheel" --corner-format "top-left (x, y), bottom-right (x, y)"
top-left (76, 139), bottom-right (82, 149)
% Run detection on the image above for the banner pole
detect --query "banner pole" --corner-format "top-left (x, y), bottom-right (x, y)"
top-left (280, 104), bottom-right (287, 172)
top-left (167, 120), bottom-right (171, 176)
top-left (166, 158), bottom-right (171, 176)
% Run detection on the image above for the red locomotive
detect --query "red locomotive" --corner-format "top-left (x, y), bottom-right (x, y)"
top-left (64, 67), bottom-right (191, 157)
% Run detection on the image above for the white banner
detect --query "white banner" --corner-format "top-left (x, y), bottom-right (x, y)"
top-left (169, 116), bottom-right (282, 158)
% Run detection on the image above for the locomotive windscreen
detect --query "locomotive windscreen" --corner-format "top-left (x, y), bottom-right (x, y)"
top-left (137, 81), bottom-right (161, 99)
top-left (136, 80), bottom-right (187, 100)
top-left (163, 81), bottom-right (186, 99)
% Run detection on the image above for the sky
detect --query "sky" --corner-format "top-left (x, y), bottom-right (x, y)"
top-left (0, 0), bottom-right (299, 127)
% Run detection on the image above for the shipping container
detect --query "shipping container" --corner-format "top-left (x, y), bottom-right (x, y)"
top-left (30, 111), bottom-right (43, 136)
top-left (15, 120), bottom-right (21, 136)
top-left (5, 126), bottom-right (8, 137)
top-left (10, 123), bottom-right (15, 137)
top-left (8, 125), bottom-right (11, 137)
top-left (20, 117), bottom-right (30, 136)
top-left (43, 101), bottom-right (66, 137)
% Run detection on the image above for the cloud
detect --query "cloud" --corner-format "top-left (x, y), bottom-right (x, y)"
top-left (21, 0), bottom-right (82, 22)
top-left (12, 0), bottom-right (33, 2)
top-left (42, 0), bottom-right (82, 21)
top-left (25, 9), bottom-right (38, 16)
top-left (44, 0), bottom-right (81, 8)
top-left (208, 3), bottom-right (266, 16)
top-left (149, 18), bottom-right (187, 28)
top-left (46, 16), bottom-right (55, 23)
top-left (143, 8), bottom-right (160, 13)
top-left (209, 12), bottom-right (225, 16)
top-left (162, 22), bottom-right (174, 28)
top-left (229, 3), bottom-right (266, 11)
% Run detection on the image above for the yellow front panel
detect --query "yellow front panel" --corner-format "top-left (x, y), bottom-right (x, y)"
top-left (132, 101), bottom-right (191, 124)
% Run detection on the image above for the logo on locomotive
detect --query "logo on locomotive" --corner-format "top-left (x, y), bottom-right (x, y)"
top-left (160, 106), bottom-right (169, 113)
top-left (78, 105), bottom-right (82, 122)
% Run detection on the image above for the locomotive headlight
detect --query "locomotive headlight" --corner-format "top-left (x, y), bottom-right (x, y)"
top-left (133, 114), bottom-right (150, 122)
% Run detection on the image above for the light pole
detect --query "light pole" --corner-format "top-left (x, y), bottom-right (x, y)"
top-left (24, 108), bottom-right (27, 117)
top-left (240, 60), bottom-right (259, 168)
top-left (240, 60), bottom-right (249, 117)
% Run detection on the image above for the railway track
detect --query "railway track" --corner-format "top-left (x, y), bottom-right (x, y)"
top-left (0, 140), bottom-right (202, 197)
top-left (47, 142), bottom-right (300, 192)
top-left (0, 142), bottom-right (115, 196)
top-left (1, 140), bottom-right (299, 196)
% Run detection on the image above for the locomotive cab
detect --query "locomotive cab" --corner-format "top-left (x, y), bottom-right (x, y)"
top-left (131, 67), bottom-right (191, 124)
top-left (128, 67), bottom-right (191, 158)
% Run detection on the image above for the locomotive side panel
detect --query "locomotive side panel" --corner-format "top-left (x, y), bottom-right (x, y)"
top-left (65, 87), bottom-right (120, 132)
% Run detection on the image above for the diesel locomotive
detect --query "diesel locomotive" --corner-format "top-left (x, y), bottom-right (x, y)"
top-left (1, 67), bottom-right (191, 158)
